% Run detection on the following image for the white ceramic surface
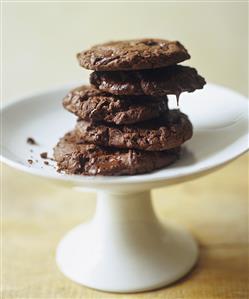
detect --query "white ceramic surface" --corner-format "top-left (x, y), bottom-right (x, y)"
top-left (56, 191), bottom-right (198, 293)
top-left (1, 83), bottom-right (248, 292)
top-left (1, 83), bottom-right (248, 190)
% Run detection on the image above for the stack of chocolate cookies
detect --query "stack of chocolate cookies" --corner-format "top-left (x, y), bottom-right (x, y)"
top-left (54, 39), bottom-right (205, 176)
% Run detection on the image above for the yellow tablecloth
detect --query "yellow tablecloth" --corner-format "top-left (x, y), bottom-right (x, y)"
top-left (2, 153), bottom-right (248, 299)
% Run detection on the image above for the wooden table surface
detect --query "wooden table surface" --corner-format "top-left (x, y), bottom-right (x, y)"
top-left (2, 153), bottom-right (248, 299)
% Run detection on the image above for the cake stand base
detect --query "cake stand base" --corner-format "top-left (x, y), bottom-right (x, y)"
top-left (56, 190), bottom-right (198, 293)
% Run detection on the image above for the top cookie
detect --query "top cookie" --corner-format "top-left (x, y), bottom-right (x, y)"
top-left (77, 39), bottom-right (190, 71)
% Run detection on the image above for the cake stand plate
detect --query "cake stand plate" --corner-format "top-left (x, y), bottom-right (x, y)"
top-left (1, 83), bottom-right (248, 293)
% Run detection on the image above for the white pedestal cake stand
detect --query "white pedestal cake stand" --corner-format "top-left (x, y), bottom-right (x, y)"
top-left (1, 83), bottom-right (248, 293)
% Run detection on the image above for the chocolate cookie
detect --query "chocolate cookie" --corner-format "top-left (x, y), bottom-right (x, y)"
top-left (54, 131), bottom-right (180, 176)
top-left (77, 39), bottom-right (190, 71)
top-left (90, 65), bottom-right (206, 97)
top-left (63, 85), bottom-right (168, 125)
top-left (75, 110), bottom-right (193, 151)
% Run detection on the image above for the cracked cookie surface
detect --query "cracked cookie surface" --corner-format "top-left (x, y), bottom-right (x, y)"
top-left (54, 131), bottom-right (180, 175)
top-left (90, 65), bottom-right (206, 96)
top-left (63, 85), bottom-right (169, 125)
top-left (75, 110), bottom-right (193, 151)
top-left (77, 39), bottom-right (190, 71)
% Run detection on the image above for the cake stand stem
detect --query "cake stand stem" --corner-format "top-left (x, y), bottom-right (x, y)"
top-left (94, 190), bottom-right (157, 228)
top-left (56, 190), bottom-right (198, 293)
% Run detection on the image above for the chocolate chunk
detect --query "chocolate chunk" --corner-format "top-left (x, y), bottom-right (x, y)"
top-left (77, 39), bottom-right (190, 71)
top-left (40, 152), bottom-right (48, 159)
top-left (53, 131), bottom-right (180, 176)
top-left (63, 85), bottom-right (168, 125)
top-left (90, 65), bottom-right (206, 96)
top-left (75, 110), bottom-right (193, 151)
top-left (27, 137), bottom-right (38, 145)
top-left (27, 159), bottom-right (33, 164)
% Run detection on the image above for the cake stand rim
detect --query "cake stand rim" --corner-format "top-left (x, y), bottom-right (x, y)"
top-left (1, 82), bottom-right (248, 187)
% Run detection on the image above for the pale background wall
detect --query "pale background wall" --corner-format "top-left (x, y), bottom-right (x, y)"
top-left (3, 1), bottom-right (248, 101)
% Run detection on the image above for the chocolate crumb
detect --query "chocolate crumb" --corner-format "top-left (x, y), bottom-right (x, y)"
top-left (44, 161), bottom-right (49, 165)
top-left (27, 137), bottom-right (38, 145)
top-left (40, 152), bottom-right (48, 159)
top-left (27, 159), bottom-right (33, 165)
